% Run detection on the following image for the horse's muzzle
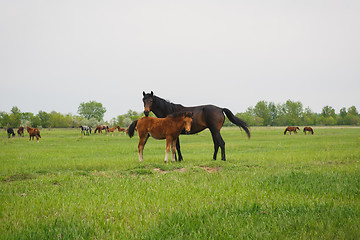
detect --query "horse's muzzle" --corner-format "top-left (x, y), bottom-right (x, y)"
top-left (144, 111), bottom-right (150, 117)
top-left (185, 130), bottom-right (191, 135)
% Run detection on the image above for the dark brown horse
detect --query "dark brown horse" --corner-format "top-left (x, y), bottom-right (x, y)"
top-left (7, 128), bottom-right (15, 138)
top-left (94, 125), bottom-right (109, 134)
top-left (17, 126), bottom-right (24, 137)
top-left (142, 91), bottom-right (250, 161)
top-left (284, 126), bottom-right (300, 135)
top-left (303, 127), bottom-right (314, 135)
top-left (26, 127), bottom-right (41, 142)
top-left (128, 112), bottom-right (193, 162)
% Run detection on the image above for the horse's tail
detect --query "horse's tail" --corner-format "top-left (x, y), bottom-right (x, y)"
top-left (222, 108), bottom-right (250, 139)
top-left (128, 120), bottom-right (138, 138)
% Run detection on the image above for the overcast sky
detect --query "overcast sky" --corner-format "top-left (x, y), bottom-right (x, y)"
top-left (1, 0), bottom-right (359, 121)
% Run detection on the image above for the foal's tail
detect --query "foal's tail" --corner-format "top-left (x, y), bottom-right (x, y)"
top-left (128, 120), bottom-right (138, 138)
top-left (223, 108), bottom-right (250, 139)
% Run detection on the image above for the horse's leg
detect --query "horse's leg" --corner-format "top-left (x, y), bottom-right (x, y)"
top-left (175, 138), bottom-right (183, 161)
top-left (138, 137), bottom-right (146, 162)
top-left (171, 139), bottom-right (177, 162)
top-left (209, 127), bottom-right (226, 161)
top-left (164, 138), bottom-right (171, 163)
top-left (138, 134), bottom-right (150, 162)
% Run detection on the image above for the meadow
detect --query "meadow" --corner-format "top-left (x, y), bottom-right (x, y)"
top-left (1, 126), bottom-right (359, 239)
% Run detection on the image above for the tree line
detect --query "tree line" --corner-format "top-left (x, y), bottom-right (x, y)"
top-left (1, 100), bottom-right (359, 129)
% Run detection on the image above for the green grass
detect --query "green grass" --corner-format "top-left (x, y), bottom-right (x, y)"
top-left (1, 127), bottom-right (359, 239)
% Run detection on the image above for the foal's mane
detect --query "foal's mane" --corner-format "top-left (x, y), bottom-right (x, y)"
top-left (167, 111), bottom-right (192, 119)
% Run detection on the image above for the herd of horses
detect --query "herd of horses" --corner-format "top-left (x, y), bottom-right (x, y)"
top-left (80, 125), bottom-right (126, 136)
top-left (5, 91), bottom-right (314, 162)
top-left (7, 126), bottom-right (41, 142)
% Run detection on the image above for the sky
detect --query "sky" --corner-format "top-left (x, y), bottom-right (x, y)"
top-left (1, 0), bottom-right (359, 121)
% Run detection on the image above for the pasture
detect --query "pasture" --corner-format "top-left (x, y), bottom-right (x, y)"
top-left (1, 127), bottom-right (360, 239)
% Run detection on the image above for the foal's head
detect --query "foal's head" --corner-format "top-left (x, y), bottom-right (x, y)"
top-left (142, 91), bottom-right (154, 117)
top-left (183, 113), bottom-right (193, 134)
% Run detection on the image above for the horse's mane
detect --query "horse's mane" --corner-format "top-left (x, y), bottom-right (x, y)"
top-left (152, 95), bottom-right (184, 116)
top-left (167, 111), bottom-right (193, 119)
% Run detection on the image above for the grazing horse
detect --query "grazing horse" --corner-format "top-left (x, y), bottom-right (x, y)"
top-left (117, 126), bottom-right (126, 136)
top-left (94, 125), bottom-right (109, 134)
top-left (128, 112), bottom-right (193, 162)
top-left (284, 126), bottom-right (300, 135)
top-left (7, 128), bottom-right (15, 138)
top-left (79, 125), bottom-right (91, 135)
top-left (17, 126), bottom-right (24, 137)
top-left (142, 91), bottom-right (250, 161)
top-left (107, 126), bottom-right (118, 136)
top-left (26, 127), bottom-right (41, 142)
top-left (303, 127), bottom-right (314, 135)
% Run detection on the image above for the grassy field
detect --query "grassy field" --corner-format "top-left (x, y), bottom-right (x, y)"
top-left (1, 126), bottom-right (360, 239)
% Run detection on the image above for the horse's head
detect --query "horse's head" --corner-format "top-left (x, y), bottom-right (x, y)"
top-left (183, 112), bottom-right (193, 134)
top-left (296, 127), bottom-right (300, 130)
top-left (143, 91), bottom-right (154, 117)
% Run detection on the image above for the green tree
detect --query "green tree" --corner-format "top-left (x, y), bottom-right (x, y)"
top-left (78, 101), bottom-right (106, 121)
top-left (0, 112), bottom-right (10, 127)
top-left (8, 106), bottom-right (22, 127)
top-left (282, 100), bottom-right (303, 125)
top-left (302, 107), bottom-right (316, 126)
top-left (321, 106), bottom-right (336, 118)
top-left (37, 111), bottom-right (50, 128)
top-left (347, 106), bottom-right (358, 116)
top-left (253, 101), bottom-right (271, 126)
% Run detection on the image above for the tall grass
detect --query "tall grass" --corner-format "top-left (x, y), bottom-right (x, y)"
top-left (1, 127), bottom-right (359, 239)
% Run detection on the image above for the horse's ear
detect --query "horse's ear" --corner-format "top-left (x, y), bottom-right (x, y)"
top-left (143, 91), bottom-right (145, 96)
top-left (150, 91), bottom-right (153, 96)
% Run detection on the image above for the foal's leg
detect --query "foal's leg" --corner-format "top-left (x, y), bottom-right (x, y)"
top-left (138, 134), bottom-right (150, 162)
top-left (164, 138), bottom-right (171, 163)
top-left (171, 139), bottom-right (177, 162)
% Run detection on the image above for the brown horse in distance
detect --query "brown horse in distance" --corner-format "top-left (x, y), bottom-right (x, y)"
top-left (26, 127), bottom-right (41, 142)
top-left (17, 126), bottom-right (24, 137)
top-left (128, 112), bottom-right (193, 163)
top-left (303, 127), bottom-right (314, 135)
top-left (284, 126), bottom-right (300, 135)
top-left (117, 126), bottom-right (126, 136)
top-left (107, 126), bottom-right (118, 136)
top-left (142, 91), bottom-right (250, 161)
top-left (94, 125), bottom-right (109, 134)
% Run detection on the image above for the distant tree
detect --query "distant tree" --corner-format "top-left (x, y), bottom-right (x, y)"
top-left (268, 102), bottom-right (278, 125)
top-left (253, 101), bottom-right (271, 126)
top-left (347, 106), bottom-right (358, 116)
top-left (321, 106), bottom-right (336, 118)
top-left (0, 112), bottom-right (10, 127)
top-left (22, 112), bottom-right (34, 122)
top-left (89, 118), bottom-right (99, 128)
top-left (78, 101), bottom-right (106, 121)
top-left (37, 111), bottom-right (50, 128)
top-left (8, 106), bottom-right (22, 127)
top-left (282, 100), bottom-right (303, 125)
top-left (339, 107), bottom-right (347, 118)
top-left (302, 107), bottom-right (316, 126)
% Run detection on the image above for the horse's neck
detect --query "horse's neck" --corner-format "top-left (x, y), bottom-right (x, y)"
top-left (153, 96), bottom-right (183, 117)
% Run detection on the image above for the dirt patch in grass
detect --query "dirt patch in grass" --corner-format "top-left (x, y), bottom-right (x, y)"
top-left (2, 173), bottom-right (34, 182)
top-left (153, 168), bottom-right (186, 174)
top-left (198, 166), bottom-right (221, 173)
